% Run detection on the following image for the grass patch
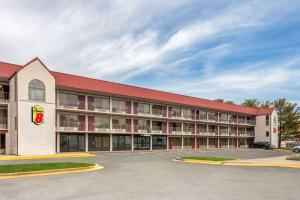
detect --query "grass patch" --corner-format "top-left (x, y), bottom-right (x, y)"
top-left (0, 162), bottom-right (95, 174)
top-left (181, 156), bottom-right (233, 161)
top-left (286, 154), bottom-right (300, 161)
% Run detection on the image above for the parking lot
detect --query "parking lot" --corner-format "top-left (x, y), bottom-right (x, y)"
top-left (0, 149), bottom-right (299, 200)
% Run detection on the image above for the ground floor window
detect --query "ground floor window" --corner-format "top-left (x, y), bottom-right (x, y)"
top-left (220, 138), bottom-right (228, 148)
top-left (183, 138), bottom-right (193, 148)
top-left (88, 134), bottom-right (110, 151)
top-left (169, 137), bottom-right (182, 149)
top-left (60, 133), bottom-right (85, 152)
top-left (152, 136), bottom-right (167, 149)
top-left (198, 138), bottom-right (207, 148)
top-left (134, 135), bottom-right (150, 150)
top-left (113, 135), bottom-right (131, 151)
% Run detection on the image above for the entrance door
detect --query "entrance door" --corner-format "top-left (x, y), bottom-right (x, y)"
top-left (60, 133), bottom-right (85, 152)
top-left (134, 136), bottom-right (150, 150)
top-left (0, 134), bottom-right (5, 154)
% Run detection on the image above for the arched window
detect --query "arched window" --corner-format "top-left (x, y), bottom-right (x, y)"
top-left (28, 79), bottom-right (45, 101)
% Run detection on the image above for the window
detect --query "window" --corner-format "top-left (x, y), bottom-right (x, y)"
top-left (266, 131), bottom-right (270, 137)
top-left (273, 116), bottom-right (277, 126)
top-left (28, 79), bottom-right (45, 101)
top-left (266, 115), bottom-right (270, 126)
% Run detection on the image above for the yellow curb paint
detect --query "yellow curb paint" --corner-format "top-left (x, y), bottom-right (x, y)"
top-left (0, 164), bottom-right (103, 180)
top-left (182, 159), bottom-right (222, 165)
top-left (223, 162), bottom-right (300, 169)
top-left (180, 159), bottom-right (300, 169)
top-left (0, 153), bottom-right (96, 161)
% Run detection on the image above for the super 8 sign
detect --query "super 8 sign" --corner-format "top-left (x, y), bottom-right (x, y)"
top-left (32, 105), bottom-right (44, 125)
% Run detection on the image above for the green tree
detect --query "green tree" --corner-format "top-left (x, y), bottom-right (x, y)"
top-left (242, 99), bottom-right (261, 108)
top-left (214, 98), bottom-right (224, 102)
top-left (273, 99), bottom-right (300, 147)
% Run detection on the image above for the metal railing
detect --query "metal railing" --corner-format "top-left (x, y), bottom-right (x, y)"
top-left (88, 102), bottom-right (110, 112)
top-left (59, 100), bottom-right (85, 109)
top-left (59, 121), bottom-right (85, 131)
top-left (0, 117), bottom-right (7, 129)
top-left (0, 92), bottom-right (9, 101)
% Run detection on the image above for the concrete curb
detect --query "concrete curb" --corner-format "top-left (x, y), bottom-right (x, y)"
top-left (0, 164), bottom-right (103, 180)
top-left (0, 153), bottom-right (96, 161)
top-left (178, 159), bottom-right (300, 169)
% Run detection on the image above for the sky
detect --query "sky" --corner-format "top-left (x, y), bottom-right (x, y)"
top-left (0, 0), bottom-right (300, 104)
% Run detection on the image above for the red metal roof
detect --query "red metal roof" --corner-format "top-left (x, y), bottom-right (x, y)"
top-left (0, 59), bottom-right (274, 115)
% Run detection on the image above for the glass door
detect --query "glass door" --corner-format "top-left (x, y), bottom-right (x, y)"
top-left (60, 133), bottom-right (85, 152)
top-left (0, 134), bottom-right (5, 154)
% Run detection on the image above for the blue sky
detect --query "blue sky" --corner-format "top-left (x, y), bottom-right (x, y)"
top-left (0, 0), bottom-right (300, 104)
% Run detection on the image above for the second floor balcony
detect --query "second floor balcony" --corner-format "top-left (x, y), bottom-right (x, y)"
top-left (58, 93), bottom-right (85, 110)
top-left (58, 120), bottom-right (85, 131)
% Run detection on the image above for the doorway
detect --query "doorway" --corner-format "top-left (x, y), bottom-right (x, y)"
top-left (0, 133), bottom-right (5, 154)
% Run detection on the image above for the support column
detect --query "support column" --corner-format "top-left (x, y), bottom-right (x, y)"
top-left (85, 95), bottom-right (88, 110)
top-left (110, 134), bottom-right (113, 151)
top-left (166, 105), bottom-right (169, 118)
top-left (181, 122), bottom-right (184, 134)
top-left (150, 135), bottom-right (153, 150)
top-left (167, 135), bottom-right (169, 150)
top-left (110, 116), bottom-right (112, 132)
top-left (131, 134), bottom-right (134, 151)
top-left (85, 115), bottom-right (88, 132)
top-left (207, 137), bottom-right (209, 149)
top-left (228, 138), bottom-right (230, 149)
top-left (56, 132), bottom-right (60, 153)
top-left (150, 103), bottom-right (153, 115)
top-left (194, 137), bottom-right (197, 150)
top-left (166, 121), bottom-right (169, 134)
top-left (109, 97), bottom-right (112, 112)
top-left (85, 133), bottom-right (88, 152)
top-left (217, 138), bottom-right (220, 149)
top-left (181, 137), bottom-right (184, 150)
top-left (131, 101), bottom-right (134, 114)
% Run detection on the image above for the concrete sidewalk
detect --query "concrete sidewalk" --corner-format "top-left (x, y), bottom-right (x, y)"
top-left (235, 155), bottom-right (299, 164)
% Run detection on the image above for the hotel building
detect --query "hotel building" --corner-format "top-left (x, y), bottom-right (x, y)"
top-left (0, 58), bottom-right (278, 155)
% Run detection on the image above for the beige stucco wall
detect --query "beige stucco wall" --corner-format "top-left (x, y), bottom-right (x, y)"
top-left (8, 76), bottom-right (18, 155)
top-left (270, 110), bottom-right (279, 147)
top-left (16, 59), bottom-right (56, 155)
top-left (255, 110), bottom-right (278, 147)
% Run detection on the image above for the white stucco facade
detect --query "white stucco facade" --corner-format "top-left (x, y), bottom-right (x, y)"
top-left (255, 110), bottom-right (279, 147)
top-left (9, 59), bottom-right (56, 155)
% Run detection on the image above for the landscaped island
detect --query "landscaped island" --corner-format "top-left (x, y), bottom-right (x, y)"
top-left (181, 156), bottom-right (233, 161)
top-left (0, 162), bottom-right (95, 174)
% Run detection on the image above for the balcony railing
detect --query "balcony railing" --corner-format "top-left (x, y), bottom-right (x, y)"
top-left (59, 121), bottom-right (85, 131)
top-left (169, 127), bottom-right (182, 134)
top-left (152, 108), bottom-right (163, 116)
top-left (136, 110), bottom-right (150, 116)
top-left (197, 115), bottom-right (207, 121)
top-left (0, 92), bottom-right (9, 101)
top-left (59, 100), bottom-right (85, 110)
top-left (134, 125), bottom-right (150, 133)
top-left (183, 128), bottom-right (193, 134)
top-left (112, 107), bottom-right (127, 114)
top-left (220, 131), bottom-right (229, 136)
top-left (229, 131), bottom-right (237, 136)
top-left (112, 124), bottom-right (127, 132)
top-left (0, 117), bottom-right (7, 129)
top-left (88, 102), bottom-right (110, 112)
top-left (88, 123), bottom-right (110, 132)
top-left (229, 118), bottom-right (238, 124)
top-left (151, 125), bottom-right (163, 133)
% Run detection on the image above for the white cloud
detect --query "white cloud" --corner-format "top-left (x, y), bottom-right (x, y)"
top-left (0, 0), bottom-right (299, 103)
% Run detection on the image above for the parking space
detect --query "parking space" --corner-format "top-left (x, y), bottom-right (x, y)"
top-left (0, 149), bottom-right (298, 200)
